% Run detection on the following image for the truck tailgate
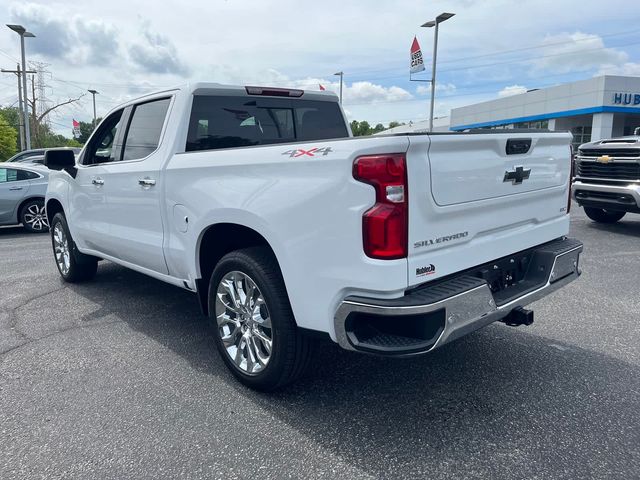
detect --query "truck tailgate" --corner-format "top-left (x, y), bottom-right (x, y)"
top-left (429, 134), bottom-right (567, 205)
top-left (406, 132), bottom-right (572, 288)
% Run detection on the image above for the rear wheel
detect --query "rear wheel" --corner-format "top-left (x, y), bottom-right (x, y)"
top-left (208, 247), bottom-right (312, 391)
top-left (584, 207), bottom-right (626, 224)
top-left (50, 213), bottom-right (98, 282)
top-left (21, 199), bottom-right (49, 233)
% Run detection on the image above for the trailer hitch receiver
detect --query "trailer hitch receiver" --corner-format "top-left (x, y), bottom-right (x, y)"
top-left (501, 307), bottom-right (534, 327)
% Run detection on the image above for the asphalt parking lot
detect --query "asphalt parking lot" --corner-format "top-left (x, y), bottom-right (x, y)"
top-left (1, 207), bottom-right (638, 479)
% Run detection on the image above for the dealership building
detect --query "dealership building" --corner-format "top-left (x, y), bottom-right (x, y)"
top-left (448, 75), bottom-right (640, 148)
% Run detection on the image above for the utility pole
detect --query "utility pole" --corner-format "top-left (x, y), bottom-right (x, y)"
top-left (333, 71), bottom-right (344, 104)
top-left (7, 24), bottom-right (36, 150)
top-left (421, 13), bottom-right (454, 132)
top-left (88, 89), bottom-right (99, 128)
top-left (30, 74), bottom-right (37, 146)
top-left (1, 63), bottom-right (36, 151)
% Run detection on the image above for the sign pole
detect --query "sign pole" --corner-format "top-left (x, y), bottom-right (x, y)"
top-left (429, 22), bottom-right (439, 133)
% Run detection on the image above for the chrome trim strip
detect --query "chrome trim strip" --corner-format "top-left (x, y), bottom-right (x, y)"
top-left (575, 176), bottom-right (640, 184)
top-left (577, 157), bottom-right (640, 162)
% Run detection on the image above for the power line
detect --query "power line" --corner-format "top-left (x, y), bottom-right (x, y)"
top-left (343, 27), bottom-right (640, 78)
top-left (0, 48), bottom-right (20, 63)
top-left (349, 39), bottom-right (640, 83)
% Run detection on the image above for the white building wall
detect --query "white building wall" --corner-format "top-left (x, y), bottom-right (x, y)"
top-left (591, 113), bottom-right (615, 141)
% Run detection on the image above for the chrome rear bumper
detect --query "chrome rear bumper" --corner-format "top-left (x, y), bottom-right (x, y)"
top-left (334, 237), bottom-right (583, 355)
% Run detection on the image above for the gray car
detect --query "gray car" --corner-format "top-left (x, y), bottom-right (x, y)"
top-left (0, 162), bottom-right (49, 233)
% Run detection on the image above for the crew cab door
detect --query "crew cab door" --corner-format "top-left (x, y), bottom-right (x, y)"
top-left (96, 96), bottom-right (172, 273)
top-left (72, 109), bottom-right (123, 252)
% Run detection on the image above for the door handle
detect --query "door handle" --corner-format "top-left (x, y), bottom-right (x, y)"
top-left (92, 178), bottom-right (104, 186)
top-left (138, 178), bottom-right (156, 187)
top-left (9, 186), bottom-right (23, 191)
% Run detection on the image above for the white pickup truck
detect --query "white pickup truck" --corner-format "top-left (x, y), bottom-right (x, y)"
top-left (45, 83), bottom-right (582, 390)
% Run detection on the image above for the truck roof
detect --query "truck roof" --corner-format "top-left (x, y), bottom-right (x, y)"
top-left (112, 82), bottom-right (340, 111)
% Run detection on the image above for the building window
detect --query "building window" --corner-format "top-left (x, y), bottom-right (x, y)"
top-left (514, 120), bottom-right (548, 129)
top-left (571, 126), bottom-right (592, 149)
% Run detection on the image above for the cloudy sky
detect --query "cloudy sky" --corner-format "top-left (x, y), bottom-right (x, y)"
top-left (1, 0), bottom-right (640, 136)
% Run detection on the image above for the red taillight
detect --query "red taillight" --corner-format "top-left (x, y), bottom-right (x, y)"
top-left (353, 154), bottom-right (408, 259)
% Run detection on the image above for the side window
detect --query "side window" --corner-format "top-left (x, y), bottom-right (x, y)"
top-left (84, 110), bottom-right (123, 165)
top-left (0, 168), bottom-right (18, 183)
top-left (122, 98), bottom-right (171, 161)
top-left (17, 170), bottom-right (39, 181)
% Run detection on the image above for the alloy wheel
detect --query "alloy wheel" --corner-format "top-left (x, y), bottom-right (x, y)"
top-left (53, 223), bottom-right (71, 275)
top-left (215, 271), bottom-right (273, 375)
top-left (24, 204), bottom-right (49, 231)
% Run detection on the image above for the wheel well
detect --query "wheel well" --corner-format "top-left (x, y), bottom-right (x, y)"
top-left (17, 196), bottom-right (45, 220)
top-left (45, 199), bottom-right (64, 225)
top-left (196, 223), bottom-right (276, 316)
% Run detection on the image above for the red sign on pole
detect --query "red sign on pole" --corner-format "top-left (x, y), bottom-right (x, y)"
top-left (410, 36), bottom-right (426, 74)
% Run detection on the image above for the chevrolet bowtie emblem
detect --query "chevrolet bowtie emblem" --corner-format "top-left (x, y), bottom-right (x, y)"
top-left (503, 166), bottom-right (531, 185)
top-left (597, 155), bottom-right (612, 164)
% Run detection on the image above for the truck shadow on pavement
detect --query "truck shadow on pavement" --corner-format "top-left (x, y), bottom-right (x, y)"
top-left (64, 262), bottom-right (638, 478)
top-left (0, 226), bottom-right (35, 236)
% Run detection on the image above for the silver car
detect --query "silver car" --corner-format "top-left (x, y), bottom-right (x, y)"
top-left (6, 147), bottom-right (81, 163)
top-left (0, 162), bottom-right (49, 233)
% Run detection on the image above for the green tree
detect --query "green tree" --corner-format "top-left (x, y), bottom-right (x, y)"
top-left (350, 120), bottom-right (371, 136)
top-left (0, 107), bottom-right (21, 151)
top-left (357, 121), bottom-right (371, 136)
top-left (351, 120), bottom-right (406, 136)
top-left (388, 121), bottom-right (405, 129)
top-left (0, 112), bottom-right (18, 161)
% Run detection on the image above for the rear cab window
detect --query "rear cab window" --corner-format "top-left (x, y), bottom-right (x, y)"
top-left (186, 95), bottom-right (348, 152)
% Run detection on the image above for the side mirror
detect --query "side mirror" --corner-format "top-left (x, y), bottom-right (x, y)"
top-left (44, 150), bottom-right (76, 171)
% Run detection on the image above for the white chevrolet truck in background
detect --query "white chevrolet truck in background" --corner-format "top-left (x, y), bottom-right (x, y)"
top-left (572, 131), bottom-right (640, 223)
top-left (44, 83), bottom-right (583, 390)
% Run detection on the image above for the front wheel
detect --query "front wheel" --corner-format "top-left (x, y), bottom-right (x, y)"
top-left (583, 207), bottom-right (626, 224)
top-left (50, 213), bottom-right (98, 282)
top-left (208, 247), bottom-right (312, 391)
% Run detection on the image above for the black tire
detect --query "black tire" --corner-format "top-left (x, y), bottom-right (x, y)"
top-left (208, 247), bottom-right (312, 391)
top-left (50, 212), bottom-right (98, 283)
top-left (20, 199), bottom-right (49, 233)
top-left (583, 207), bottom-right (626, 224)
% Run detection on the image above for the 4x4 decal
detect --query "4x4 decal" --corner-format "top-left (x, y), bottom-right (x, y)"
top-left (282, 147), bottom-right (333, 158)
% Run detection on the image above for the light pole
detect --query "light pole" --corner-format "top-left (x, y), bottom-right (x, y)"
top-left (88, 89), bottom-right (99, 128)
top-left (7, 24), bottom-right (35, 150)
top-left (421, 12), bottom-right (454, 132)
top-left (334, 71), bottom-right (344, 104)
